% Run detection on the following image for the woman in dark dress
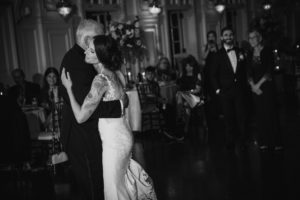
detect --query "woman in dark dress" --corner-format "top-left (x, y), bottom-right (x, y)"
top-left (40, 67), bottom-right (63, 131)
top-left (41, 68), bottom-right (62, 111)
top-left (247, 29), bottom-right (283, 150)
top-left (177, 55), bottom-right (202, 92)
top-left (176, 55), bottom-right (204, 139)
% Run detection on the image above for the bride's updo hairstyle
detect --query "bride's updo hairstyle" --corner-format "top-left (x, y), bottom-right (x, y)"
top-left (93, 35), bottom-right (122, 71)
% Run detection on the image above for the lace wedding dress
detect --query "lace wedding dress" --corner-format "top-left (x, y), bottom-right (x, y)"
top-left (97, 73), bottom-right (157, 200)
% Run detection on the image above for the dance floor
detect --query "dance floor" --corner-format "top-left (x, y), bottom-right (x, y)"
top-left (1, 93), bottom-right (300, 200)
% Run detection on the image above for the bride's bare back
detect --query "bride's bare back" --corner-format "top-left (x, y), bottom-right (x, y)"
top-left (96, 70), bottom-right (125, 102)
top-left (75, 69), bottom-right (124, 121)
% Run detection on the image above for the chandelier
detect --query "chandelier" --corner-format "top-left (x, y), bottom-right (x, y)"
top-left (56, 0), bottom-right (72, 17)
top-left (148, 0), bottom-right (162, 15)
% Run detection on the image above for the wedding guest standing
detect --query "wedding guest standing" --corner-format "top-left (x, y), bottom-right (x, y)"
top-left (247, 29), bottom-right (283, 150)
top-left (203, 31), bottom-right (218, 95)
top-left (203, 30), bottom-right (219, 95)
top-left (202, 31), bottom-right (223, 139)
top-left (210, 27), bottom-right (248, 150)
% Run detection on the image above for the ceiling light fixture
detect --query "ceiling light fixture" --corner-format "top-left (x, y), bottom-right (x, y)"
top-left (262, 0), bottom-right (272, 10)
top-left (149, 0), bottom-right (162, 15)
top-left (215, 0), bottom-right (226, 13)
top-left (56, 0), bottom-right (72, 17)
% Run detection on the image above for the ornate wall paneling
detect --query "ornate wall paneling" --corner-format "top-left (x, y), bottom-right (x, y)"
top-left (162, 0), bottom-right (198, 71)
top-left (85, 0), bottom-right (121, 10)
top-left (84, 0), bottom-right (161, 81)
top-left (17, 24), bottom-right (43, 83)
top-left (84, 0), bottom-right (124, 25)
top-left (11, 0), bottom-right (76, 85)
top-left (139, 0), bottom-right (161, 66)
top-left (221, 0), bottom-right (248, 45)
top-left (205, 0), bottom-right (221, 36)
top-left (16, 0), bottom-right (48, 84)
top-left (0, 4), bottom-right (19, 86)
top-left (44, 23), bottom-right (74, 70)
top-left (203, 0), bottom-right (248, 50)
top-left (42, 0), bottom-right (75, 73)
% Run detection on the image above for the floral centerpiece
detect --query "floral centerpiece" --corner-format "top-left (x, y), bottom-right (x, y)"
top-left (107, 16), bottom-right (147, 65)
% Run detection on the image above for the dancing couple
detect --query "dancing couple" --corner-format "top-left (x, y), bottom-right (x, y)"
top-left (60, 19), bottom-right (157, 200)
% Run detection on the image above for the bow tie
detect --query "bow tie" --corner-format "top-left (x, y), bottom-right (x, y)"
top-left (226, 48), bottom-right (235, 53)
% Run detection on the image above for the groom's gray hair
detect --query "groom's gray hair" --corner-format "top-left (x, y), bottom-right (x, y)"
top-left (76, 19), bottom-right (104, 48)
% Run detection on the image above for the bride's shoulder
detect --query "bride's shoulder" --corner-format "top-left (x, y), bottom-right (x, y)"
top-left (96, 71), bottom-right (119, 86)
top-left (93, 73), bottom-right (108, 83)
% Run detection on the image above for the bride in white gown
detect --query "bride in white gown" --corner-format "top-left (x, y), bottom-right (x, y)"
top-left (61, 35), bottom-right (157, 200)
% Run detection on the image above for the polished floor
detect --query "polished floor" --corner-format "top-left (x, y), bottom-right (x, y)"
top-left (1, 92), bottom-right (300, 200)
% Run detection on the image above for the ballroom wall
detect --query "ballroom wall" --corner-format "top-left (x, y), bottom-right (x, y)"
top-left (1, 0), bottom-right (75, 86)
top-left (1, 0), bottom-right (299, 87)
top-left (0, 4), bottom-right (19, 86)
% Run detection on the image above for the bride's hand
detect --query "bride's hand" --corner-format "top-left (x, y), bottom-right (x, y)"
top-left (61, 68), bottom-right (72, 90)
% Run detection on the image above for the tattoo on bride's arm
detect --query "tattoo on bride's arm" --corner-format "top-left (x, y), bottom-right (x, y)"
top-left (81, 76), bottom-right (107, 118)
top-left (83, 92), bottom-right (99, 116)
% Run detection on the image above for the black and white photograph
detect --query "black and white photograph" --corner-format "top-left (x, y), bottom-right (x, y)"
top-left (1, 0), bottom-right (300, 200)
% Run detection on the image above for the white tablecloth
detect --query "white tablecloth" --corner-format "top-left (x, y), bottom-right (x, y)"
top-left (37, 131), bottom-right (59, 141)
top-left (125, 89), bottom-right (142, 132)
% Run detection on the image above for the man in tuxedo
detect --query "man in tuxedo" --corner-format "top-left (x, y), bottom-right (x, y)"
top-left (59, 19), bottom-right (126, 200)
top-left (210, 27), bottom-right (248, 150)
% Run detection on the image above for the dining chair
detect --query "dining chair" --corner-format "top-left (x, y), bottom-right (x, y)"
top-left (136, 82), bottom-right (165, 134)
top-left (0, 95), bottom-right (32, 198)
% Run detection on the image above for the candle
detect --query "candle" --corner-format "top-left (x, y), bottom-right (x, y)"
top-left (128, 72), bottom-right (132, 81)
top-left (142, 72), bottom-right (145, 80)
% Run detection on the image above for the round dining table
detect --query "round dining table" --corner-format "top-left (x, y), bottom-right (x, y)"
top-left (22, 105), bottom-right (46, 139)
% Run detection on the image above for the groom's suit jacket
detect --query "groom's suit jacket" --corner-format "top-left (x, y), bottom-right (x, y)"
top-left (210, 46), bottom-right (248, 142)
top-left (210, 47), bottom-right (247, 96)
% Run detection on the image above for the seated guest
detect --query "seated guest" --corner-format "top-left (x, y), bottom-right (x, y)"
top-left (144, 66), bottom-right (161, 99)
top-left (143, 66), bottom-right (178, 140)
top-left (176, 55), bottom-right (204, 139)
top-left (177, 54), bottom-right (202, 93)
top-left (40, 67), bottom-right (63, 131)
top-left (7, 68), bottom-right (41, 106)
top-left (156, 57), bottom-right (177, 83)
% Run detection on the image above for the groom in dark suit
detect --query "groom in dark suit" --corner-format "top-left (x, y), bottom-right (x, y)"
top-left (59, 19), bottom-right (126, 200)
top-left (210, 27), bottom-right (248, 150)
